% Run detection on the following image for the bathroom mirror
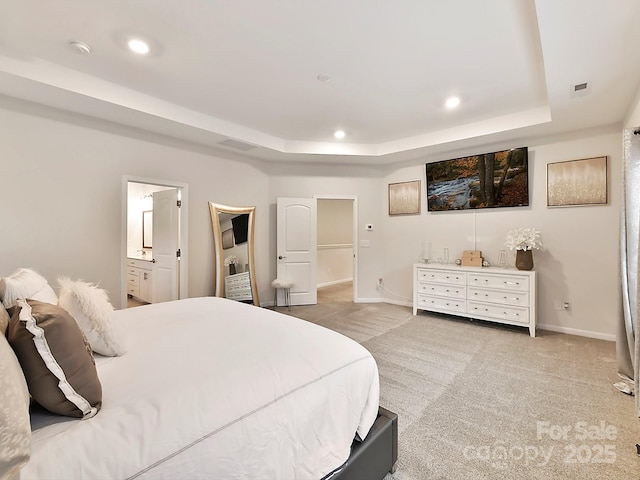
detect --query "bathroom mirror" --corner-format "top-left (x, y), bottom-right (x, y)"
top-left (142, 210), bottom-right (153, 249)
top-left (208, 202), bottom-right (260, 306)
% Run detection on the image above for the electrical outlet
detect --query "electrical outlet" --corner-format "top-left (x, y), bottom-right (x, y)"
top-left (563, 301), bottom-right (571, 311)
top-left (377, 277), bottom-right (383, 289)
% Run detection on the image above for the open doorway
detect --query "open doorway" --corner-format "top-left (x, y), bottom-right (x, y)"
top-left (121, 176), bottom-right (189, 309)
top-left (316, 196), bottom-right (357, 304)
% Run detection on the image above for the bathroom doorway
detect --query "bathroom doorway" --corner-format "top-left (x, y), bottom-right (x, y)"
top-left (121, 176), bottom-right (189, 308)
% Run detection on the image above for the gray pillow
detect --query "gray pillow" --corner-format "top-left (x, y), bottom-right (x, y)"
top-left (7, 299), bottom-right (102, 418)
top-left (0, 331), bottom-right (31, 479)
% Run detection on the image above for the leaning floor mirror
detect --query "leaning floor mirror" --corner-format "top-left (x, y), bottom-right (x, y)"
top-left (208, 202), bottom-right (260, 306)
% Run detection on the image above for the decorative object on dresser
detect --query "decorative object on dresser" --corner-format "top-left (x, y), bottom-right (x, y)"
top-left (504, 227), bottom-right (543, 271)
top-left (461, 250), bottom-right (483, 267)
top-left (413, 263), bottom-right (536, 337)
top-left (224, 255), bottom-right (240, 275)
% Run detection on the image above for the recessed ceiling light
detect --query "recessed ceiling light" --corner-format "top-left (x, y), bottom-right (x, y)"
top-left (68, 41), bottom-right (91, 55)
top-left (445, 96), bottom-right (461, 109)
top-left (128, 38), bottom-right (150, 55)
top-left (334, 130), bottom-right (346, 139)
top-left (317, 73), bottom-right (331, 83)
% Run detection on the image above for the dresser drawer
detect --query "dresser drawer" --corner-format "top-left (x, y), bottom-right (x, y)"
top-left (417, 283), bottom-right (465, 299)
top-left (417, 295), bottom-right (466, 313)
top-left (127, 284), bottom-right (139, 297)
top-left (467, 287), bottom-right (529, 307)
top-left (467, 300), bottom-right (529, 324)
top-left (128, 272), bottom-right (140, 287)
top-left (417, 269), bottom-right (465, 286)
top-left (467, 273), bottom-right (529, 292)
top-left (226, 273), bottom-right (250, 287)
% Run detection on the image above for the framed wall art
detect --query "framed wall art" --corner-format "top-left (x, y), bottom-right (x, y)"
top-left (222, 228), bottom-right (235, 249)
top-left (547, 156), bottom-right (608, 207)
top-left (389, 180), bottom-right (421, 216)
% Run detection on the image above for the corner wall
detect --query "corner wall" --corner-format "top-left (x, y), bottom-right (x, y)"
top-left (382, 129), bottom-right (622, 339)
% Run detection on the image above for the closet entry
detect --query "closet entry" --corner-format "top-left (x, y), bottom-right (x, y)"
top-left (276, 196), bottom-right (357, 307)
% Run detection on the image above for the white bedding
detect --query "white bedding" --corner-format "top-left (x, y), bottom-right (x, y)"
top-left (22, 297), bottom-right (380, 479)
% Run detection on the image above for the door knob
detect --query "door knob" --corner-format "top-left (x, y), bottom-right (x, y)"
top-left (278, 255), bottom-right (286, 260)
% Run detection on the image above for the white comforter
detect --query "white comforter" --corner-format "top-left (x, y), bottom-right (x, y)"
top-left (22, 297), bottom-right (379, 479)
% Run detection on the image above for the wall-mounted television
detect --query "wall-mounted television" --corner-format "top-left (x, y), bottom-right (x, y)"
top-left (426, 146), bottom-right (529, 211)
top-left (231, 213), bottom-right (249, 244)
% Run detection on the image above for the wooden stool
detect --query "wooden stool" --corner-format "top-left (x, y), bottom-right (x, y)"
top-left (271, 279), bottom-right (293, 310)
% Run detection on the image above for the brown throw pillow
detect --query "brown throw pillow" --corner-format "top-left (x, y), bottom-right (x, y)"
top-left (7, 299), bottom-right (102, 418)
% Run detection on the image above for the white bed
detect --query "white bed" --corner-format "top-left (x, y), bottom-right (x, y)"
top-left (21, 297), bottom-right (381, 479)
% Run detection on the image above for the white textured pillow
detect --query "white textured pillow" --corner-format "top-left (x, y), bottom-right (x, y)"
top-left (0, 305), bottom-right (9, 336)
top-left (57, 277), bottom-right (126, 357)
top-left (0, 331), bottom-right (31, 479)
top-left (1, 268), bottom-right (58, 308)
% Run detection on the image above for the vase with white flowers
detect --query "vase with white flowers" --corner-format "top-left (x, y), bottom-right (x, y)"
top-left (224, 255), bottom-right (240, 275)
top-left (504, 227), bottom-right (543, 270)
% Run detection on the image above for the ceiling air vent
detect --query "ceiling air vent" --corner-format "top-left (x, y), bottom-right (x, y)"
top-left (218, 138), bottom-right (257, 151)
top-left (570, 82), bottom-right (589, 98)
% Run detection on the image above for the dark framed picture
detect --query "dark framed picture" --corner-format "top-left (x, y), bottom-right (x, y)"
top-left (547, 156), bottom-right (608, 207)
top-left (222, 228), bottom-right (234, 249)
top-left (389, 180), bottom-right (421, 216)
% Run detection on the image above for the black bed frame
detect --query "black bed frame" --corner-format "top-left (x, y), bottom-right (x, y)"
top-left (332, 406), bottom-right (398, 480)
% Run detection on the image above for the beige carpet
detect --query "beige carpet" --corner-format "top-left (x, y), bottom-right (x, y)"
top-left (276, 283), bottom-right (640, 479)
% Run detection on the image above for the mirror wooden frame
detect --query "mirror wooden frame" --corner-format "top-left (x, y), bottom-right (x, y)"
top-left (208, 202), bottom-right (260, 306)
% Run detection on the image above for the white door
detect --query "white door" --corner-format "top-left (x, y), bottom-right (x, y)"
top-left (276, 197), bottom-right (317, 305)
top-left (152, 189), bottom-right (180, 302)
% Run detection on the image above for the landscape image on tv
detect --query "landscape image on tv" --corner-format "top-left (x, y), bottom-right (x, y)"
top-left (426, 147), bottom-right (529, 211)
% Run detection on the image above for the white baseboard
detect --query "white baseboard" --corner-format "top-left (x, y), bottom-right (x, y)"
top-left (537, 323), bottom-right (615, 342)
top-left (355, 297), bottom-right (385, 303)
top-left (317, 278), bottom-right (353, 289)
top-left (382, 298), bottom-right (412, 308)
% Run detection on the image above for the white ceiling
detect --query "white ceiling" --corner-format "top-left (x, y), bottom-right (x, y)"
top-left (1, 0), bottom-right (639, 166)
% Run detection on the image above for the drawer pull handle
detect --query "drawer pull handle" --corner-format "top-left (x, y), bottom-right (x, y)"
top-left (504, 281), bottom-right (520, 285)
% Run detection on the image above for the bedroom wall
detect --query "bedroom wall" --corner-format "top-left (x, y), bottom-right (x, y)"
top-left (380, 127), bottom-right (623, 340)
top-left (268, 169), bottom-right (385, 301)
top-left (0, 98), bottom-right (272, 308)
top-left (0, 96), bottom-right (626, 339)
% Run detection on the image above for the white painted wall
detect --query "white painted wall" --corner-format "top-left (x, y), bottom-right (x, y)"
top-left (382, 128), bottom-right (623, 339)
top-left (0, 96), bottom-right (627, 339)
top-left (625, 85), bottom-right (640, 128)
top-left (268, 170), bottom-right (384, 301)
top-left (0, 99), bottom-right (271, 308)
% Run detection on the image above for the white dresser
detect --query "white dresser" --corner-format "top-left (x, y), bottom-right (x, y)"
top-left (127, 258), bottom-right (154, 303)
top-left (413, 263), bottom-right (536, 337)
top-left (224, 271), bottom-right (253, 302)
